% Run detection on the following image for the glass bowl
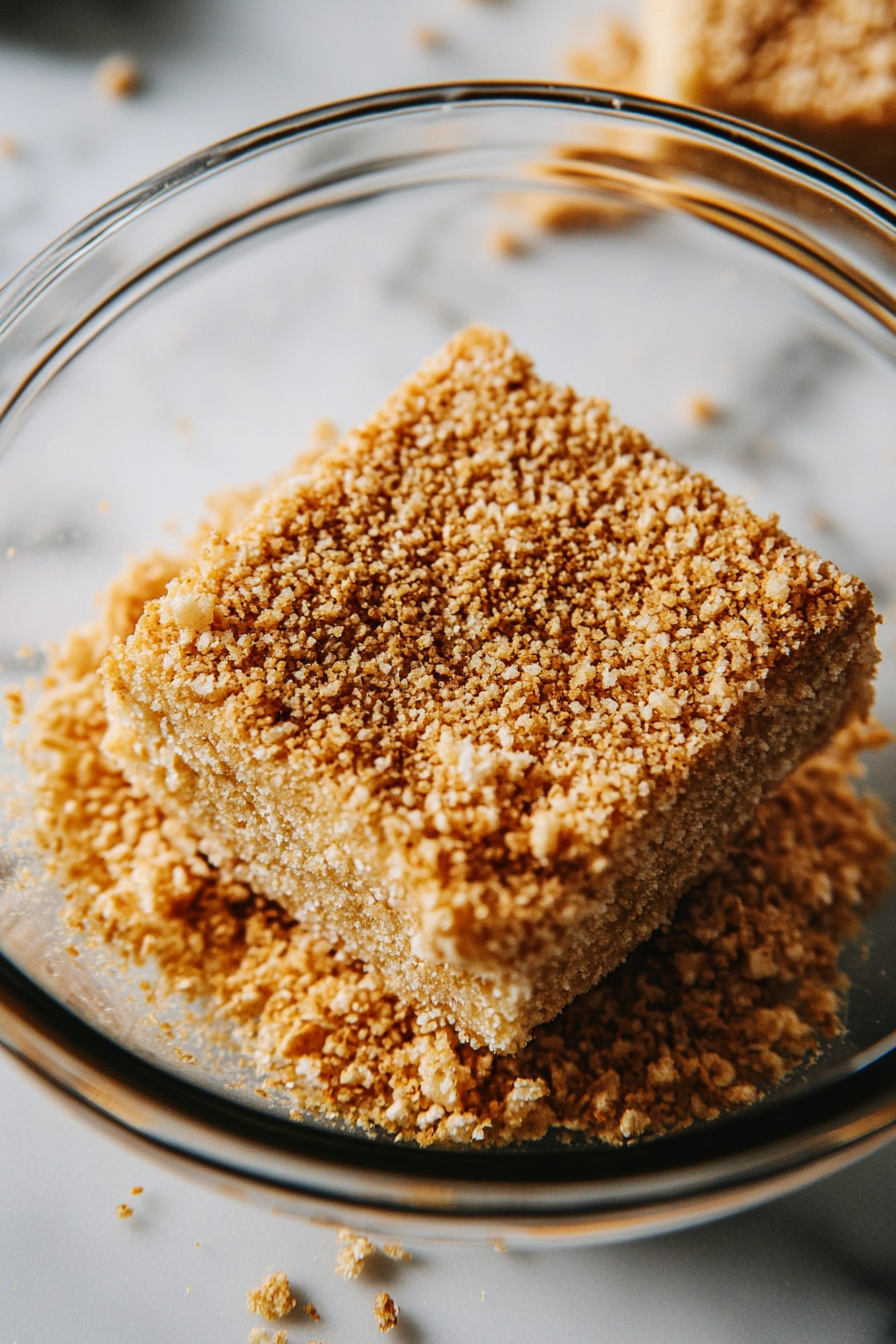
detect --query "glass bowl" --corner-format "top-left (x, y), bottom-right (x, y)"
top-left (1, 83), bottom-right (895, 1247)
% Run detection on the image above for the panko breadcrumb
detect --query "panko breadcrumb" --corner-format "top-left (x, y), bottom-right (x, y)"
top-left (381, 1242), bottom-right (412, 1262)
top-left (246, 1271), bottom-right (296, 1321)
top-left (15, 509), bottom-right (893, 1148)
top-left (99, 326), bottom-right (878, 1054)
top-left (115, 1204), bottom-right (133, 1220)
top-left (374, 1291), bottom-right (400, 1332)
top-left (336, 1231), bottom-right (376, 1279)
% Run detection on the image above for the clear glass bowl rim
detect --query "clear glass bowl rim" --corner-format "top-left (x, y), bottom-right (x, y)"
top-left (1, 81), bottom-right (895, 1244)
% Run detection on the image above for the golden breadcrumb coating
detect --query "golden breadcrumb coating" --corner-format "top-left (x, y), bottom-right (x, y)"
top-left (99, 326), bottom-right (878, 1051)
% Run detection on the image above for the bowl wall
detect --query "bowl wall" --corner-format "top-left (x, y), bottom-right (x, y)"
top-left (1, 86), bottom-right (895, 1240)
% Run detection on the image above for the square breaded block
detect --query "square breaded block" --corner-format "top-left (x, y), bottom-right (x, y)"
top-left (100, 326), bottom-right (878, 1052)
top-left (641, 0), bottom-right (896, 187)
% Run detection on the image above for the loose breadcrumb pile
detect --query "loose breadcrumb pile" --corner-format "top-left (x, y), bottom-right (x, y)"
top-left (374, 1292), bottom-right (400, 1332)
top-left (17, 539), bottom-right (893, 1146)
top-left (246, 1272), bottom-right (296, 1321)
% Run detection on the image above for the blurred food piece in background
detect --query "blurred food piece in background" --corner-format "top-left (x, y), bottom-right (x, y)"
top-left (566, 13), bottom-right (642, 92)
top-left (94, 50), bottom-right (142, 97)
top-left (567, 0), bottom-right (896, 188)
top-left (409, 22), bottom-right (448, 51)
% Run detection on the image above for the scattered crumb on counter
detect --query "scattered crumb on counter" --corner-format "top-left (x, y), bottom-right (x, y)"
top-left (381, 1242), bottom-right (412, 1262)
top-left (374, 1291), bottom-right (400, 1332)
top-left (246, 1271), bottom-right (296, 1321)
top-left (0, 134), bottom-right (19, 156)
top-left (248, 1330), bottom-right (287, 1344)
top-left (303, 1301), bottom-right (322, 1321)
top-left (130, 1186), bottom-right (144, 1196)
top-left (175, 415), bottom-right (194, 443)
top-left (336, 1230), bottom-right (376, 1279)
top-left (410, 23), bottom-right (448, 49)
top-left (94, 53), bottom-right (142, 99)
top-left (115, 1204), bottom-right (133, 1220)
top-left (684, 393), bottom-right (720, 424)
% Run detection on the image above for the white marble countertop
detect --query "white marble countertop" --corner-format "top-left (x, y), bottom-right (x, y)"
top-left (0, 3), bottom-right (895, 1341)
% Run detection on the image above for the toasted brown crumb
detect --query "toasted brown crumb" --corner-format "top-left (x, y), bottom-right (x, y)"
top-left (130, 1186), bottom-right (144, 1196)
top-left (374, 1292), bottom-right (400, 1332)
top-left (684, 392), bottom-right (720, 424)
top-left (115, 1204), bottom-right (133, 1220)
top-left (381, 1242), bottom-right (412, 1262)
top-left (3, 686), bottom-right (24, 727)
top-left (303, 1302), bottom-right (322, 1321)
top-left (336, 1230), bottom-right (376, 1279)
top-left (17, 482), bottom-right (893, 1150)
top-left (94, 53), bottom-right (142, 99)
top-left (246, 1271), bottom-right (296, 1321)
